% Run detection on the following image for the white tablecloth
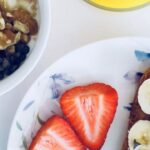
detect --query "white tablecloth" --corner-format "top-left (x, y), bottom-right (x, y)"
top-left (1, 0), bottom-right (150, 149)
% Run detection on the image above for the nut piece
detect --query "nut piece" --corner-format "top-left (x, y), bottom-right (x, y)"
top-left (21, 33), bottom-right (30, 43)
top-left (5, 23), bottom-right (13, 30)
top-left (5, 12), bottom-right (14, 23)
top-left (6, 45), bottom-right (15, 54)
top-left (14, 20), bottom-right (29, 34)
top-left (17, 0), bottom-right (37, 17)
top-left (6, 12), bottom-right (13, 18)
top-left (0, 30), bottom-right (21, 50)
top-left (0, 12), bottom-right (5, 30)
top-left (12, 8), bottom-right (38, 35)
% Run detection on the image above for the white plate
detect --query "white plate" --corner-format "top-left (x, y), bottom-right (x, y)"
top-left (0, 0), bottom-right (51, 96)
top-left (7, 37), bottom-right (150, 150)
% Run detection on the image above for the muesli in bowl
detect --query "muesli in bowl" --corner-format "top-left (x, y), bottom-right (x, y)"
top-left (0, 0), bottom-right (38, 80)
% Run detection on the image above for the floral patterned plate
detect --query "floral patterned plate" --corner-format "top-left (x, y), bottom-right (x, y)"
top-left (7, 37), bottom-right (150, 150)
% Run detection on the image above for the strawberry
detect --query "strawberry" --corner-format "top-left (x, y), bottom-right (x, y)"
top-left (60, 83), bottom-right (118, 150)
top-left (29, 115), bottom-right (85, 150)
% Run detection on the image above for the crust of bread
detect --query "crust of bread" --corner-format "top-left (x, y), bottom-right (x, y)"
top-left (122, 68), bottom-right (150, 150)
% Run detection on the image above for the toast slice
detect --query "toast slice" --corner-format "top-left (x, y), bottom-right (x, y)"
top-left (122, 68), bottom-right (150, 150)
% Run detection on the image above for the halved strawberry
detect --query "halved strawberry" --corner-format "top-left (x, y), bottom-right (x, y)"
top-left (60, 83), bottom-right (118, 150)
top-left (29, 115), bottom-right (85, 150)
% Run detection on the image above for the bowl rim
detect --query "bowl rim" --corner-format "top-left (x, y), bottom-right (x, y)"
top-left (0, 0), bottom-right (52, 96)
top-left (7, 36), bottom-right (150, 150)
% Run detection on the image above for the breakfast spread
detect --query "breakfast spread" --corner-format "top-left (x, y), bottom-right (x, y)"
top-left (122, 68), bottom-right (150, 150)
top-left (0, 0), bottom-right (38, 80)
top-left (29, 83), bottom-right (118, 150)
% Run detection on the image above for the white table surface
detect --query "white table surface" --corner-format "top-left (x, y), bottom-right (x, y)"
top-left (1, 0), bottom-right (150, 149)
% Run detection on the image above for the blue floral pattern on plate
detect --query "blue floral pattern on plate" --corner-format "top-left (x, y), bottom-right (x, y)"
top-left (135, 50), bottom-right (150, 61)
top-left (123, 50), bottom-right (149, 112)
top-left (50, 74), bottom-right (75, 99)
top-left (124, 71), bottom-right (143, 82)
top-left (124, 103), bottom-right (133, 112)
top-left (15, 73), bottom-right (75, 149)
top-left (23, 101), bottom-right (35, 111)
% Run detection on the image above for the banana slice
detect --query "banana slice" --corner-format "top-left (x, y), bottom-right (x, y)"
top-left (128, 120), bottom-right (150, 150)
top-left (138, 79), bottom-right (150, 114)
top-left (134, 145), bottom-right (150, 150)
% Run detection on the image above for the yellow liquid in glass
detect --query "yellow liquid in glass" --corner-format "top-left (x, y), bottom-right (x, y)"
top-left (85, 0), bottom-right (150, 11)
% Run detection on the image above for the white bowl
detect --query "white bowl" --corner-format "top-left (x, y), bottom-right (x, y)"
top-left (0, 0), bottom-right (51, 96)
top-left (7, 37), bottom-right (150, 150)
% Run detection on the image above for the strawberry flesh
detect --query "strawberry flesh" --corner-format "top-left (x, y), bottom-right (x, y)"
top-left (29, 115), bottom-right (85, 150)
top-left (60, 83), bottom-right (118, 150)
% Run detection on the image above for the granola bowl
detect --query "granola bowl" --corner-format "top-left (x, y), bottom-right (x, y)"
top-left (0, 0), bottom-right (51, 96)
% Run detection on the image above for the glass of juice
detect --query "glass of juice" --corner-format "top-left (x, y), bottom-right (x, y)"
top-left (84, 0), bottom-right (150, 11)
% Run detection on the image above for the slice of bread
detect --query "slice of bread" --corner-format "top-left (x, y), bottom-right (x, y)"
top-left (122, 68), bottom-right (150, 150)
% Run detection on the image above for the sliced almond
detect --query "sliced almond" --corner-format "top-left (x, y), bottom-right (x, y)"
top-left (20, 33), bottom-right (30, 43)
top-left (0, 12), bottom-right (5, 30)
top-left (14, 20), bottom-right (29, 34)
top-left (5, 23), bottom-right (13, 30)
top-left (0, 30), bottom-right (21, 50)
top-left (19, 0), bottom-right (37, 16)
top-left (0, 0), bottom-right (8, 9)
top-left (6, 12), bottom-right (13, 18)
